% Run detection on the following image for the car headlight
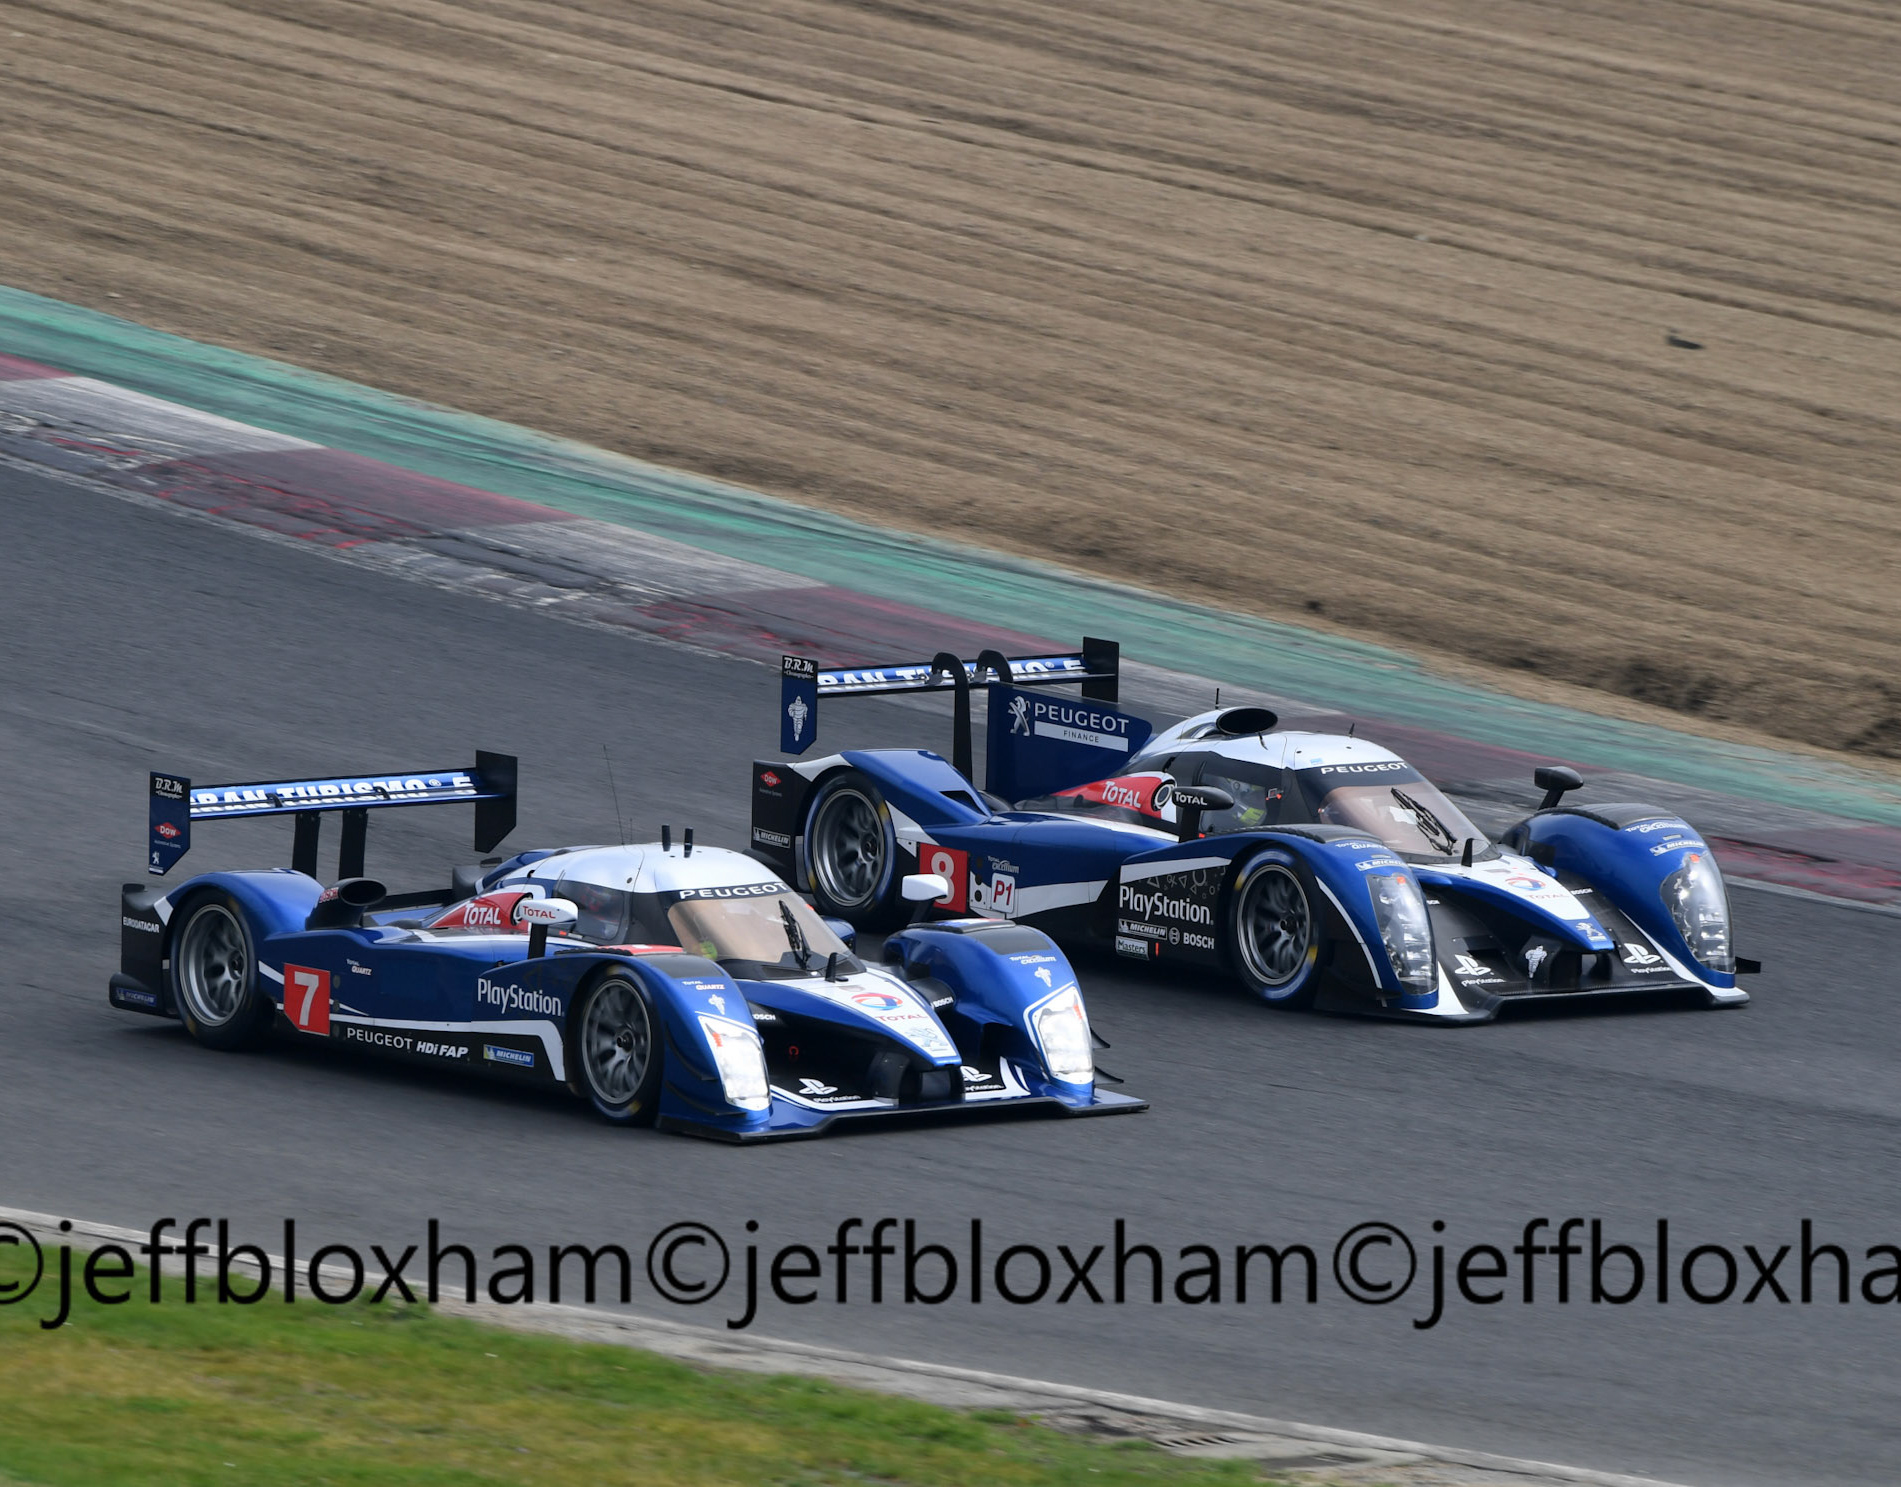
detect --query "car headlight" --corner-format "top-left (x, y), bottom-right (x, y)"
top-left (696, 1014), bottom-right (770, 1111)
top-left (1366, 869), bottom-right (1435, 995)
top-left (1031, 985), bottom-right (1095, 1086)
top-left (1661, 852), bottom-right (1733, 973)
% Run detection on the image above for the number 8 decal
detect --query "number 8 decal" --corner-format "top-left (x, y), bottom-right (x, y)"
top-left (922, 846), bottom-right (968, 913)
top-left (285, 964), bottom-right (330, 1036)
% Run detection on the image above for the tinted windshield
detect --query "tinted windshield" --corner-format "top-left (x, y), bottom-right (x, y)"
top-left (555, 877), bottom-right (634, 942)
top-left (1196, 760), bottom-right (1285, 833)
top-left (667, 891), bottom-right (853, 975)
top-left (1298, 769), bottom-right (1487, 859)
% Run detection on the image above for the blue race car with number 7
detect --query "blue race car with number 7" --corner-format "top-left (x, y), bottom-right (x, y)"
top-left (111, 752), bottom-right (1143, 1139)
top-left (751, 640), bottom-right (1760, 1023)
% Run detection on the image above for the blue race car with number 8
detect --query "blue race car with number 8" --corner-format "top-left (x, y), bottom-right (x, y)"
top-left (750, 640), bottom-right (1761, 1023)
top-left (112, 752), bottom-right (1143, 1139)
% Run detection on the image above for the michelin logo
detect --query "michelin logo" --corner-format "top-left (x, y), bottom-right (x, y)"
top-left (786, 693), bottom-right (809, 742)
top-left (1117, 885), bottom-right (1212, 926)
top-left (475, 977), bottom-right (564, 1017)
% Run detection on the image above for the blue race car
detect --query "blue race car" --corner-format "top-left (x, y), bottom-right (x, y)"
top-left (113, 754), bottom-right (1143, 1140)
top-left (751, 642), bottom-right (1761, 1024)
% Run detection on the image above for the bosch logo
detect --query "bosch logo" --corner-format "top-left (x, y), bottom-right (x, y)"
top-left (1117, 885), bottom-right (1212, 926)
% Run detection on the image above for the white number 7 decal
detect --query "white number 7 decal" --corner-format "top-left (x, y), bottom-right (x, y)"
top-left (284, 964), bottom-right (330, 1035)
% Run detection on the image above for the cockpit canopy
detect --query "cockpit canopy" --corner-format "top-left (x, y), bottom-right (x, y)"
top-left (516, 845), bottom-right (856, 977)
top-left (1114, 725), bottom-right (1492, 862)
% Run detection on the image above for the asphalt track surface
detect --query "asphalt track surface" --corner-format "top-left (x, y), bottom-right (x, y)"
top-left (5, 464), bottom-right (1897, 1487)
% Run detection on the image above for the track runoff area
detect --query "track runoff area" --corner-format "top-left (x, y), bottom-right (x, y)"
top-left (0, 364), bottom-right (1896, 1485)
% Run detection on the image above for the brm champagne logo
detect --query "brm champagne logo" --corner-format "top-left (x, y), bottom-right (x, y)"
top-left (781, 655), bottom-right (819, 755)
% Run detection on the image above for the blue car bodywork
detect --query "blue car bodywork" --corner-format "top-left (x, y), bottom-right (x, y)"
top-left (750, 643), bottom-right (1759, 1023)
top-left (113, 756), bottom-right (1143, 1139)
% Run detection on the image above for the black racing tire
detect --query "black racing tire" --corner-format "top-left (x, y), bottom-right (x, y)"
top-left (1226, 852), bottom-right (1327, 1008)
top-left (168, 893), bottom-right (275, 1050)
top-left (804, 770), bottom-right (905, 929)
top-left (570, 973), bottom-right (662, 1125)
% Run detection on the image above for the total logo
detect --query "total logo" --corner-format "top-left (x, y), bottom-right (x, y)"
top-left (1117, 884), bottom-right (1212, 926)
top-left (852, 990), bottom-right (906, 1012)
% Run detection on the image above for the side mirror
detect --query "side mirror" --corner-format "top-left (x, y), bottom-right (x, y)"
top-left (822, 916), bottom-right (858, 952)
top-left (520, 896), bottom-right (578, 956)
top-left (902, 873), bottom-right (951, 903)
top-left (1533, 765), bottom-right (1585, 811)
top-left (1169, 783), bottom-right (1235, 841)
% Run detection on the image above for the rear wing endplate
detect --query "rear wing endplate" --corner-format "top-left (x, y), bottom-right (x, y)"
top-left (779, 638), bottom-right (1119, 781)
top-left (148, 750), bottom-right (517, 877)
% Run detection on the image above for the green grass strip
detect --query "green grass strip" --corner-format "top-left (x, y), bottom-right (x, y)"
top-left (0, 1248), bottom-right (1271, 1487)
top-left (2, 283), bottom-right (1896, 825)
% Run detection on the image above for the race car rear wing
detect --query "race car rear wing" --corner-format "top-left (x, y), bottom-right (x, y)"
top-left (147, 750), bottom-right (517, 878)
top-left (778, 637), bottom-right (1120, 781)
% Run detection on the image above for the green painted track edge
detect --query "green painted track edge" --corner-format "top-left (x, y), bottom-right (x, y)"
top-left (3, 284), bottom-right (1896, 826)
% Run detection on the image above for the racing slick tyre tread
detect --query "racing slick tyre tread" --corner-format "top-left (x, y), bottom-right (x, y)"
top-left (1226, 852), bottom-right (1328, 1008)
top-left (571, 972), bottom-right (662, 1125)
top-left (804, 769), bottom-right (905, 930)
top-left (169, 892), bottom-right (275, 1051)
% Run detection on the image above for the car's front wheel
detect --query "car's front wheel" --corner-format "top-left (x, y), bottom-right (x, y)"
top-left (805, 770), bottom-right (903, 928)
top-left (170, 894), bottom-right (275, 1050)
top-left (572, 974), bottom-right (661, 1124)
top-left (1227, 854), bottom-right (1325, 1007)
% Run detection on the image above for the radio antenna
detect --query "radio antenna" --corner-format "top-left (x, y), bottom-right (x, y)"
top-left (602, 745), bottom-right (627, 845)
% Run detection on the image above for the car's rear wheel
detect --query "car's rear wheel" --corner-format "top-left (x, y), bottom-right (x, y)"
top-left (170, 894), bottom-right (274, 1050)
top-left (1228, 855), bottom-right (1324, 1007)
top-left (573, 974), bottom-right (660, 1124)
top-left (805, 771), bottom-right (903, 928)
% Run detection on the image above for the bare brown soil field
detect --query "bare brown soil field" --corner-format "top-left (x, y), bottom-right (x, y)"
top-left (2, 0), bottom-right (1898, 756)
